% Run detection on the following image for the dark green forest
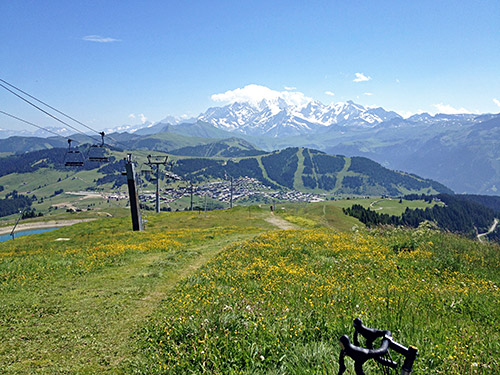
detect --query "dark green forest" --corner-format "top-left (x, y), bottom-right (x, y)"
top-left (0, 191), bottom-right (34, 217)
top-left (344, 194), bottom-right (499, 240)
top-left (1, 146), bottom-right (454, 196)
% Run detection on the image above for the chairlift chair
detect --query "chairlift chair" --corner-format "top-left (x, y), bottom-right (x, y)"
top-left (88, 132), bottom-right (109, 163)
top-left (64, 139), bottom-right (85, 167)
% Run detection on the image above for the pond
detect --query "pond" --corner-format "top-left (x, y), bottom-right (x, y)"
top-left (0, 227), bottom-right (61, 243)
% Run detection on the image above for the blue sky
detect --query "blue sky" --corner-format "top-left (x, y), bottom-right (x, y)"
top-left (1, 0), bottom-right (500, 132)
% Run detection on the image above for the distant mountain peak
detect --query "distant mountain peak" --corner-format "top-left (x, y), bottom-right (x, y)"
top-left (196, 99), bottom-right (402, 137)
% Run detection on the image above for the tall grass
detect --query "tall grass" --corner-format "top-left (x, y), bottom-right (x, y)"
top-left (138, 227), bottom-right (500, 374)
top-left (0, 209), bottom-right (268, 373)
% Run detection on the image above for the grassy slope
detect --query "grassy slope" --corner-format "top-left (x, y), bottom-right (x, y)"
top-left (1, 203), bottom-right (499, 374)
top-left (329, 197), bottom-right (439, 216)
top-left (274, 201), bottom-right (362, 232)
top-left (138, 224), bottom-right (500, 374)
top-left (0, 207), bottom-right (275, 373)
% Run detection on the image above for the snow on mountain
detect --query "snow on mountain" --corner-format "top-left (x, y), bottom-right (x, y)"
top-left (0, 126), bottom-right (76, 139)
top-left (105, 114), bottom-right (198, 135)
top-left (198, 98), bottom-right (402, 137)
top-left (85, 86), bottom-right (493, 138)
top-left (407, 112), bottom-right (478, 126)
top-left (105, 121), bottom-right (153, 134)
top-left (33, 126), bottom-right (74, 137)
top-left (158, 115), bottom-right (196, 125)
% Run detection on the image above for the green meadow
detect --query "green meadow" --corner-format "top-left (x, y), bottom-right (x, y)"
top-left (1, 204), bottom-right (499, 374)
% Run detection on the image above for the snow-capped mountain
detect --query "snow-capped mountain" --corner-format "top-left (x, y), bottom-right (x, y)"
top-left (197, 99), bottom-right (402, 137)
top-left (0, 126), bottom-right (73, 139)
top-left (105, 121), bottom-right (153, 134)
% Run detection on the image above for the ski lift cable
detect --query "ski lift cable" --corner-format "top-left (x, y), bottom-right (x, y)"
top-left (0, 110), bottom-right (62, 138)
top-left (1, 80), bottom-right (174, 168)
top-left (0, 79), bottom-right (178, 163)
top-left (0, 78), bottom-right (100, 135)
top-left (0, 81), bottom-right (100, 144)
top-left (0, 78), bottom-right (130, 151)
top-left (1, 111), bottom-right (87, 167)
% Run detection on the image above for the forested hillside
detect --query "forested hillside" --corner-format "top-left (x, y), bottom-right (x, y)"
top-left (0, 146), bottom-right (453, 198)
top-left (172, 148), bottom-right (453, 196)
top-left (344, 193), bottom-right (500, 240)
top-left (0, 191), bottom-right (34, 217)
top-left (169, 137), bottom-right (265, 157)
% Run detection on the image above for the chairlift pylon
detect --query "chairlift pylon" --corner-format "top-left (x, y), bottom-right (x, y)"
top-left (88, 132), bottom-right (109, 163)
top-left (141, 168), bottom-right (156, 181)
top-left (64, 139), bottom-right (85, 167)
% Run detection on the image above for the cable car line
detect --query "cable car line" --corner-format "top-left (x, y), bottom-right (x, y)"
top-left (1, 79), bottom-right (174, 175)
top-left (0, 78), bottom-right (99, 136)
top-left (0, 110), bottom-right (62, 138)
top-left (0, 81), bottom-right (101, 144)
top-left (0, 78), bottom-right (133, 152)
top-left (0, 79), bottom-right (169, 160)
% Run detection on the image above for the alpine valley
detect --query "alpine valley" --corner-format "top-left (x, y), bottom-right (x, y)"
top-left (119, 97), bottom-right (500, 195)
top-left (2, 95), bottom-right (500, 195)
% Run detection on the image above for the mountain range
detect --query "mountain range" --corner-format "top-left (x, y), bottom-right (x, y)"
top-left (197, 99), bottom-right (402, 137)
top-left (117, 99), bottom-right (500, 195)
top-left (2, 97), bottom-right (500, 195)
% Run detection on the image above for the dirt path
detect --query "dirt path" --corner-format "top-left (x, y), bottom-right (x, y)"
top-left (2, 233), bottom-right (256, 373)
top-left (478, 218), bottom-right (499, 242)
top-left (265, 213), bottom-right (300, 230)
top-left (0, 219), bottom-right (96, 235)
top-left (370, 198), bottom-right (390, 211)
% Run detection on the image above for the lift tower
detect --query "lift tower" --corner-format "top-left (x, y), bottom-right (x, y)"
top-left (124, 154), bottom-right (142, 231)
top-left (145, 155), bottom-right (170, 213)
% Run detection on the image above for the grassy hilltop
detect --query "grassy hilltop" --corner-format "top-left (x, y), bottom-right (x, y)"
top-left (0, 203), bottom-right (499, 374)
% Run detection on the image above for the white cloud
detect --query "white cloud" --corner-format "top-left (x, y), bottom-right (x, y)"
top-left (284, 86), bottom-right (296, 90)
top-left (83, 35), bottom-right (121, 43)
top-left (433, 103), bottom-right (471, 115)
top-left (493, 98), bottom-right (500, 108)
top-left (211, 84), bottom-right (312, 107)
top-left (364, 92), bottom-right (373, 96)
top-left (325, 91), bottom-right (335, 96)
top-left (128, 113), bottom-right (147, 123)
top-left (353, 72), bottom-right (371, 82)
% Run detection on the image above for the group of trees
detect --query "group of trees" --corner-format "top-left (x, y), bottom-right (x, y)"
top-left (301, 149), bottom-right (343, 190)
top-left (344, 194), bottom-right (499, 240)
top-left (0, 191), bottom-right (35, 218)
top-left (348, 157), bottom-right (454, 195)
top-left (172, 158), bottom-right (269, 186)
top-left (261, 148), bottom-right (299, 189)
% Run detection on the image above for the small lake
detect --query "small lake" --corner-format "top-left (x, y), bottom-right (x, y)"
top-left (0, 227), bottom-right (60, 243)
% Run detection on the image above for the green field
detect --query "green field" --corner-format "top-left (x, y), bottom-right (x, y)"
top-left (1, 204), bottom-right (499, 374)
top-left (329, 197), bottom-right (439, 215)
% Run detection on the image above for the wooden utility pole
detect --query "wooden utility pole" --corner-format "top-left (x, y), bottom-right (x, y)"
top-left (124, 154), bottom-right (142, 231)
